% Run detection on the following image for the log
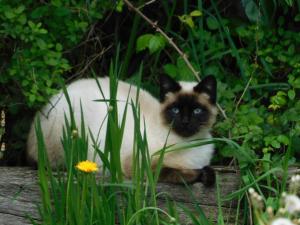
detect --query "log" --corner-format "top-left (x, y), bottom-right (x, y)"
top-left (0, 167), bottom-right (241, 225)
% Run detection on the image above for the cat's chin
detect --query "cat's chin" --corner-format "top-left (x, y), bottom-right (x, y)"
top-left (172, 125), bottom-right (203, 138)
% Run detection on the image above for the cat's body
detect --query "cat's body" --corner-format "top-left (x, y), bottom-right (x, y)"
top-left (27, 75), bottom-right (217, 186)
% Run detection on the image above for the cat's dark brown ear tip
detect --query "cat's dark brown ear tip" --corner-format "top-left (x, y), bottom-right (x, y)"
top-left (159, 74), bottom-right (181, 102)
top-left (196, 166), bottom-right (216, 187)
top-left (193, 75), bottom-right (217, 104)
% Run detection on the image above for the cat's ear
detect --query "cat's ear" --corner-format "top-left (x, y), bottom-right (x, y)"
top-left (159, 74), bottom-right (181, 101)
top-left (193, 75), bottom-right (217, 104)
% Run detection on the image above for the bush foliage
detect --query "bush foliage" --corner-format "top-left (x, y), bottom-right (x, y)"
top-left (1, 1), bottom-right (299, 170)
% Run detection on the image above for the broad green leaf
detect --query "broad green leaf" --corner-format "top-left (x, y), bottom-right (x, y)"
top-left (15, 5), bottom-right (25, 14)
top-left (36, 39), bottom-right (47, 50)
top-left (277, 135), bottom-right (289, 145)
top-left (56, 43), bottom-right (63, 51)
top-left (206, 16), bottom-right (219, 30)
top-left (136, 34), bottom-right (153, 52)
top-left (4, 11), bottom-right (15, 19)
top-left (271, 140), bottom-right (280, 148)
top-left (288, 89), bottom-right (295, 100)
top-left (148, 35), bottom-right (165, 54)
top-left (178, 15), bottom-right (195, 28)
top-left (244, 1), bottom-right (260, 22)
top-left (163, 64), bottom-right (178, 78)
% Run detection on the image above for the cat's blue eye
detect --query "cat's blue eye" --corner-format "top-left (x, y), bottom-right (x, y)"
top-left (172, 107), bottom-right (180, 114)
top-left (193, 108), bottom-right (202, 114)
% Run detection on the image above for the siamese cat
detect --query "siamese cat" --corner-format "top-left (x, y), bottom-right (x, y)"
top-left (27, 74), bottom-right (217, 186)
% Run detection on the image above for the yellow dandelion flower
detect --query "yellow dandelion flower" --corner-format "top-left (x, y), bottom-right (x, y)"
top-left (76, 160), bottom-right (98, 173)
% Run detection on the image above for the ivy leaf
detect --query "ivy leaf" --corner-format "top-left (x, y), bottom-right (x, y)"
top-left (136, 34), bottom-right (153, 52)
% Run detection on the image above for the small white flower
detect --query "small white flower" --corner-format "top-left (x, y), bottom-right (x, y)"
top-left (271, 218), bottom-right (295, 225)
top-left (284, 194), bottom-right (300, 214)
top-left (291, 175), bottom-right (300, 183)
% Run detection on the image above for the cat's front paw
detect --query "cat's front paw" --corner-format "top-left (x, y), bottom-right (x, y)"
top-left (196, 166), bottom-right (215, 187)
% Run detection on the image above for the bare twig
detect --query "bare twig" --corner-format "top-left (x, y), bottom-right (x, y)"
top-left (137, 0), bottom-right (158, 9)
top-left (123, 0), bottom-right (228, 120)
top-left (233, 76), bottom-right (253, 116)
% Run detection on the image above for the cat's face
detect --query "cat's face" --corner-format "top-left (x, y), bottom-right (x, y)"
top-left (159, 75), bottom-right (218, 137)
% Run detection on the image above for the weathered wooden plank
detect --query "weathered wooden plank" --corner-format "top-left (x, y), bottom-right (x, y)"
top-left (0, 167), bottom-right (241, 225)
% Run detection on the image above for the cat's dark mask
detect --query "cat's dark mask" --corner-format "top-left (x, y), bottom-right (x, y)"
top-left (159, 74), bottom-right (217, 104)
top-left (159, 74), bottom-right (217, 137)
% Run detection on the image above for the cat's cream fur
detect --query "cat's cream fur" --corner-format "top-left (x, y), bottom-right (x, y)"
top-left (27, 77), bottom-right (216, 180)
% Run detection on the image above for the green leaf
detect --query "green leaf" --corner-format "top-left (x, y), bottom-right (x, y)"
top-left (277, 135), bottom-right (289, 145)
top-left (206, 16), bottom-right (219, 30)
top-left (148, 35), bottom-right (165, 54)
top-left (176, 57), bottom-right (194, 80)
top-left (163, 64), bottom-right (178, 78)
top-left (178, 15), bottom-right (195, 28)
top-left (271, 139), bottom-right (280, 148)
top-left (293, 77), bottom-right (300, 88)
top-left (265, 56), bottom-right (273, 63)
top-left (36, 39), bottom-right (47, 50)
top-left (15, 5), bottom-right (25, 14)
top-left (244, 1), bottom-right (260, 22)
top-left (116, 0), bottom-right (124, 12)
top-left (29, 94), bottom-right (36, 103)
top-left (46, 58), bottom-right (58, 66)
top-left (136, 34), bottom-right (153, 52)
top-left (295, 14), bottom-right (300, 22)
top-left (4, 11), bottom-right (15, 19)
top-left (31, 6), bottom-right (49, 19)
top-left (18, 14), bottom-right (27, 25)
top-left (287, 45), bottom-right (295, 55)
top-left (288, 89), bottom-right (295, 100)
top-left (190, 10), bottom-right (202, 17)
top-left (56, 43), bottom-right (63, 51)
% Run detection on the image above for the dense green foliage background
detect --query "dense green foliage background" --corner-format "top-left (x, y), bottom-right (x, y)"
top-left (0, 0), bottom-right (299, 171)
